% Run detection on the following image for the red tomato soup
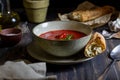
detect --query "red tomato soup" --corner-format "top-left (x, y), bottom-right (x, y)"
top-left (39, 30), bottom-right (86, 40)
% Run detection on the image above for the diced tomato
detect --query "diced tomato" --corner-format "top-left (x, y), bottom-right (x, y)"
top-left (59, 33), bottom-right (67, 39)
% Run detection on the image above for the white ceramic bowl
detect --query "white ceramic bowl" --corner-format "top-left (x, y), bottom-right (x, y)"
top-left (32, 21), bottom-right (92, 57)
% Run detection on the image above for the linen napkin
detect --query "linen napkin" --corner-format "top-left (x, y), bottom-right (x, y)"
top-left (0, 61), bottom-right (57, 80)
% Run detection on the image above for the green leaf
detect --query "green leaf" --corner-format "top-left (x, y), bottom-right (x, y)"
top-left (64, 34), bottom-right (73, 40)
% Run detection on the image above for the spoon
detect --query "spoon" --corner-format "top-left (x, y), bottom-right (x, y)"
top-left (98, 44), bottom-right (120, 80)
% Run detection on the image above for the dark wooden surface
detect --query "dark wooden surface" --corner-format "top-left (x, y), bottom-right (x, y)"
top-left (0, 8), bottom-right (120, 80)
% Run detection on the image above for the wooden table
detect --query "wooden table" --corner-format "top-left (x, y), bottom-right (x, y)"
top-left (0, 9), bottom-right (120, 80)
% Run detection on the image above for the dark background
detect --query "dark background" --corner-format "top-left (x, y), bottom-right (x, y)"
top-left (9, 0), bottom-right (120, 21)
top-left (10, 0), bottom-right (120, 9)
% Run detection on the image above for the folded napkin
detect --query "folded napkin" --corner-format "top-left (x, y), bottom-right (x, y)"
top-left (0, 61), bottom-right (57, 80)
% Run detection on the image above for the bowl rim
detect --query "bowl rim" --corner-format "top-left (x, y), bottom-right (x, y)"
top-left (33, 21), bottom-right (93, 41)
top-left (0, 28), bottom-right (22, 36)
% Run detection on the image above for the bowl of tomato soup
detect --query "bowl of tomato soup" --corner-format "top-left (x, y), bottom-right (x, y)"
top-left (33, 21), bottom-right (92, 57)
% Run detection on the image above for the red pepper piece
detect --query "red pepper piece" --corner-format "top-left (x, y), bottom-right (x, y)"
top-left (59, 33), bottom-right (67, 39)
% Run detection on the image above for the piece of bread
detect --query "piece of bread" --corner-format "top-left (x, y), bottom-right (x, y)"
top-left (84, 32), bottom-right (106, 57)
top-left (68, 5), bottom-right (115, 22)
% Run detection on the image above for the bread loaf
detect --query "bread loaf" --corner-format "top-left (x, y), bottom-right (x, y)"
top-left (68, 5), bottom-right (114, 22)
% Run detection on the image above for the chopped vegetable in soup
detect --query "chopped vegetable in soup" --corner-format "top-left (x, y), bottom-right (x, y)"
top-left (39, 30), bottom-right (86, 40)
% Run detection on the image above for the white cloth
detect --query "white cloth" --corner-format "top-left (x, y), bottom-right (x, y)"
top-left (0, 61), bottom-right (57, 80)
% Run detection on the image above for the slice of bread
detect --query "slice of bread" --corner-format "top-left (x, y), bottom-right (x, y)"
top-left (84, 32), bottom-right (106, 57)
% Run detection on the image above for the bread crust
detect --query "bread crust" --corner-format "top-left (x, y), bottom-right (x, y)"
top-left (84, 32), bottom-right (106, 57)
top-left (68, 5), bottom-right (115, 22)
